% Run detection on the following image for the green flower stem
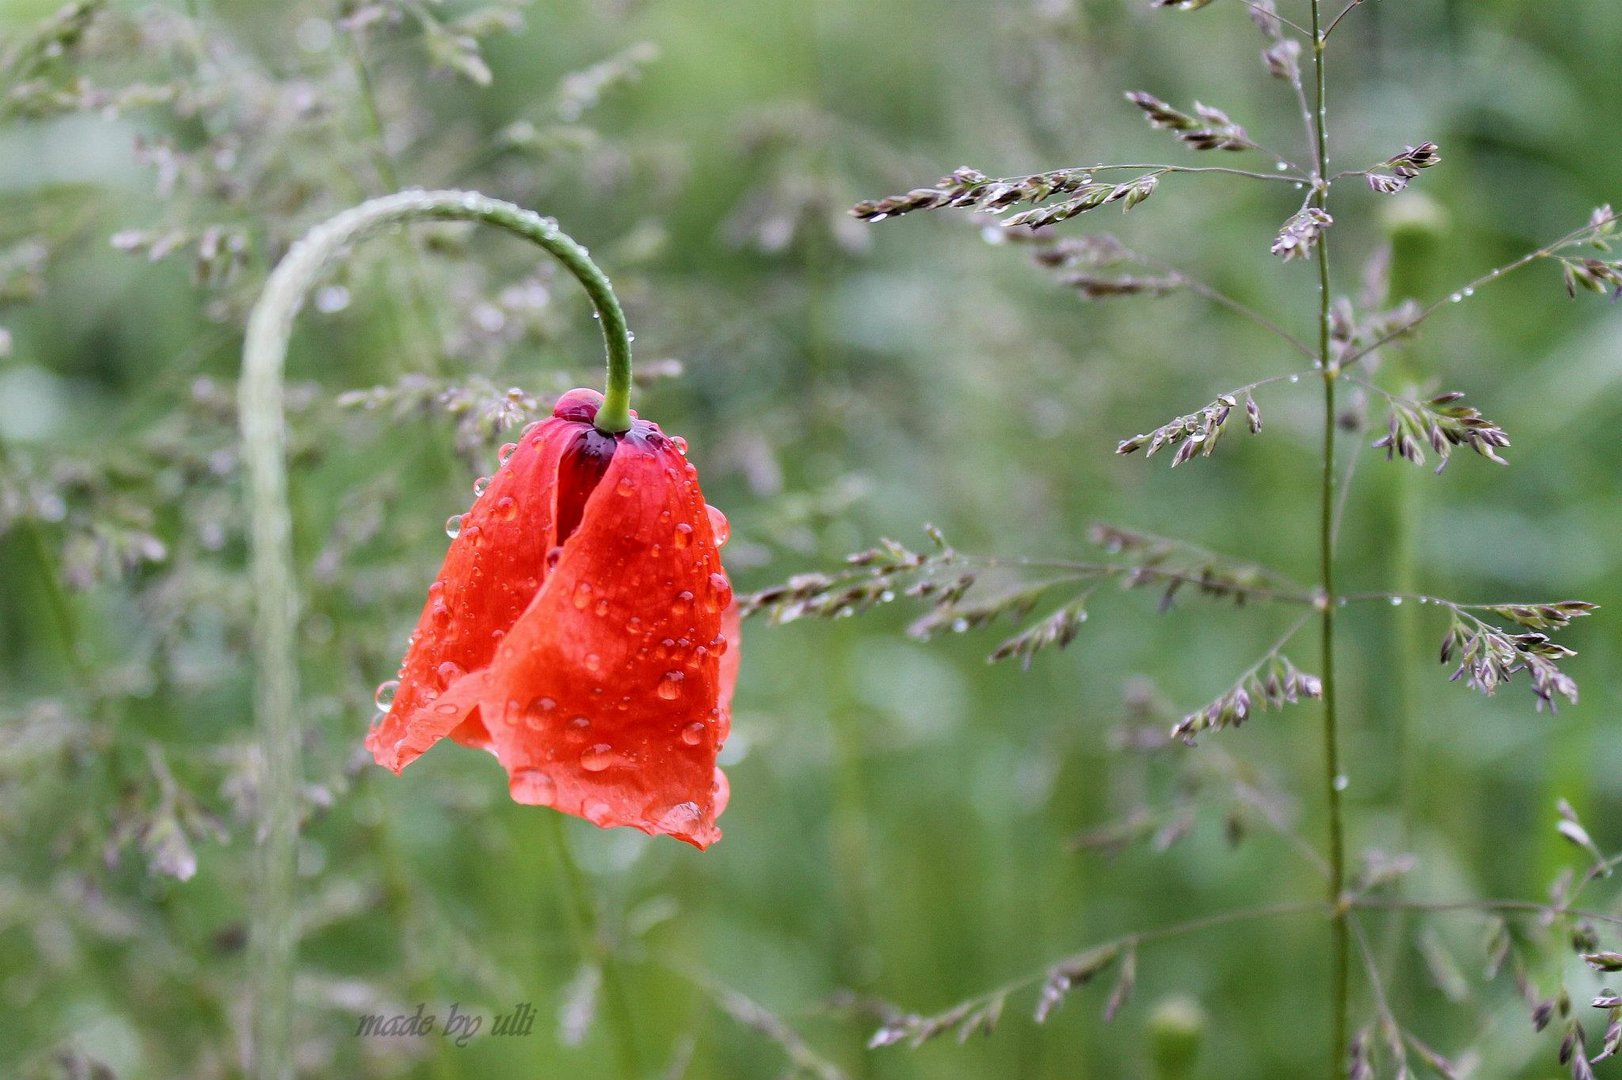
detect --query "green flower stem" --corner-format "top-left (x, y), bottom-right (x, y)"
top-left (239, 189), bottom-right (636, 1080)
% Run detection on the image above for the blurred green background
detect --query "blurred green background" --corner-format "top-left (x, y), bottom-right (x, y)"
top-left (2, 0), bottom-right (1619, 1077)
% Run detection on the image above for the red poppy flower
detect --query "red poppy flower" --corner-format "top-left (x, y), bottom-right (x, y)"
top-left (366, 388), bottom-right (738, 849)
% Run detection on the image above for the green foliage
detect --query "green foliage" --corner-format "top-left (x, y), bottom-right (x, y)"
top-left (3, 1), bottom-right (1622, 1079)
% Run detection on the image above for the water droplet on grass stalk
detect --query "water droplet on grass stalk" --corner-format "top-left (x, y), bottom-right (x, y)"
top-left (315, 284), bottom-right (350, 312)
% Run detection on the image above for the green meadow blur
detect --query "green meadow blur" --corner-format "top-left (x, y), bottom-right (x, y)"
top-left (2, 0), bottom-right (1620, 1077)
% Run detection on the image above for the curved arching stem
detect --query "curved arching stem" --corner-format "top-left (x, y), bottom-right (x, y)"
top-left (239, 190), bottom-right (635, 1080)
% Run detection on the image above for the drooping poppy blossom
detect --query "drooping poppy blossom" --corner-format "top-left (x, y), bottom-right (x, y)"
top-left (366, 388), bottom-right (738, 849)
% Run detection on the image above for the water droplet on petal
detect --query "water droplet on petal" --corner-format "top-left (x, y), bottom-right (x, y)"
top-left (681, 721), bottom-right (705, 745)
top-left (569, 715), bottom-right (591, 730)
top-left (672, 436), bottom-right (689, 456)
top-left (673, 590), bottom-right (694, 616)
top-left (509, 768), bottom-right (556, 804)
top-left (436, 661), bottom-right (465, 687)
top-left (445, 514), bottom-right (464, 539)
top-left (584, 801), bottom-right (614, 826)
top-left (498, 442), bottom-right (518, 466)
top-left (523, 697), bottom-right (556, 729)
top-left (657, 801), bottom-right (701, 833)
top-left (473, 476), bottom-right (490, 497)
top-left (573, 582), bottom-right (593, 609)
top-left (706, 504), bottom-right (730, 547)
top-left (615, 476), bottom-right (636, 496)
top-left (494, 496), bottom-right (517, 521)
top-left (673, 522), bottom-right (693, 548)
top-left (658, 671), bottom-right (685, 700)
top-left (580, 744), bottom-right (616, 772)
top-left (434, 702), bottom-right (460, 716)
top-left (709, 573), bottom-right (733, 609)
top-left (373, 680), bottom-right (399, 710)
top-left (585, 653), bottom-right (602, 673)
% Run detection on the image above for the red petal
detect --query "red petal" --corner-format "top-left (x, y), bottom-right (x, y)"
top-left (368, 409), bottom-right (585, 771)
top-left (477, 425), bottom-right (735, 849)
top-left (365, 393), bottom-right (740, 850)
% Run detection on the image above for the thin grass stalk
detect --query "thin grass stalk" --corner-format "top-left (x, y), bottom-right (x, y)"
top-left (1307, 3), bottom-right (1351, 1076)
